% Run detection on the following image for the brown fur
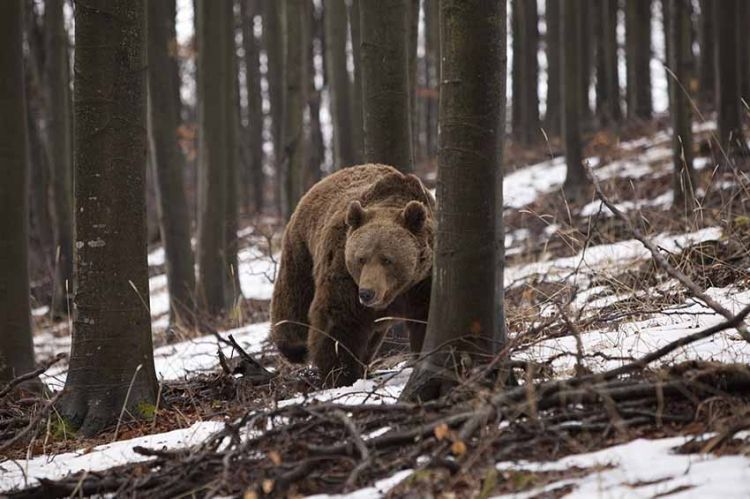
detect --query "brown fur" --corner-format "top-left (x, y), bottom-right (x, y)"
top-left (270, 164), bottom-right (435, 386)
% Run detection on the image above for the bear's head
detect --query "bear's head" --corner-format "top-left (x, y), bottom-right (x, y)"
top-left (344, 199), bottom-right (432, 310)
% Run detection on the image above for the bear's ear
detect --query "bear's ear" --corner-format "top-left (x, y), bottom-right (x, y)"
top-left (401, 201), bottom-right (427, 233)
top-left (346, 200), bottom-right (367, 229)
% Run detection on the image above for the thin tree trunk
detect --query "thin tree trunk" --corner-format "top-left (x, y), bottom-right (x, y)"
top-left (579, 1), bottom-right (594, 125)
top-left (595, 0), bottom-right (622, 125)
top-left (241, 0), bottom-right (265, 214)
top-left (306, 0), bottom-right (324, 186)
top-left (44, 0), bottom-right (74, 320)
top-left (324, 0), bottom-right (355, 169)
top-left (147, 0), bottom-right (197, 330)
top-left (196, 0), bottom-right (228, 315)
top-left (261, 0), bottom-right (284, 213)
top-left (544, 0), bottom-right (561, 136)
top-left (349, 0), bottom-right (364, 162)
top-left (668, 0), bottom-right (696, 211)
top-left (59, 0), bottom-right (157, 436)
top-left (0, 0), bottom-right (37, 384)
top-left (626, 0), bottom-right (653, 120)
top-left (407, 0), bottom-right (420, 161)
top-left (281, 0), bottom-right (308, 219)
top-left (424, 0), bottom-right (439, 159)
top-left (519, 0), bottom-right (540, 144)
top-left (360, 0), bottom-right (413, 172)
top-left (562, 0), bottom-right (588, 203)
top-left (714, 0), bottom-right (748, 160)
top-left (401, 0), bottom-right (505, 401)
top-left (511, 0), bottom-right (522, 139)
top-left (697, 0), bottom-right (714, 110)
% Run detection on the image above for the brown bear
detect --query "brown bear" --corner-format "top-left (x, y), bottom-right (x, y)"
top-left (270, 164), bottom-right (435, 386)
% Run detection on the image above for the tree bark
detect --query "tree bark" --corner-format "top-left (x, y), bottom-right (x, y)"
top-left (306, 0), bottom-right (325, 187)
top-left (0, 0), bottom-right (37, 384)
top-left (668, 0), bottom-right (696, 211)
top-left (515, 0), bottom-right (540, 145)
top-left (196, 0), bottom-right (228, 316)
top-left (625, 0), bottom-right (653, 120)
top-left (407, 0), bottom-right (420, 161)
top-left (147, 0), bottom-right (197, 330)
top-left (360, 0), bottom-right (413, 173)
top-left (401, 0), bottom-right (505, 401)
top-left (714, 0), bottom-right (749, 160)
top-left (281, 0), bottom-right (308, 219)
top-left (595, 0), bottom-right (622, 126)
top-left (544, 0), bottom-right (561, 136)
top-left (44, 0), bottom-right (74, 320)
top-left (697, 0), bottom-right (714, 109)
top-left (324, 0), bottom-right (355, 169)
top-left (59, 0), bottom-right (157, 436)
top-left (349, 0), bottom-right (364, 162)
top-left (562, 0), bottom-right (588, 203)
top-left (261, 0), bottom-right (284, 213)
top-left (241, 0), bottom-right (265, 214)
top-left (424, 0), bottom-right (439, 159)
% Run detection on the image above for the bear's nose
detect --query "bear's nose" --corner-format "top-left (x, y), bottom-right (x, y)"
top-left (358, 288), bottom-right (376, 305)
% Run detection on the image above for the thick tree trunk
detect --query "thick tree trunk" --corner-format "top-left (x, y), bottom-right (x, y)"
top-left (59, 0), bottom-right (157, 436)
top-left (281, 0), bottom-right (308, 219)
top-left (401, 0), bottom-right (505, 402)
top-left (44, 0), bottom-right (74, 320)
top-left (261, 0), bottom-right (284, 213)
top-left (697, 0), bottom-right (714, 109)
top-left (196, 0), bottom-right (228, 316)
top-left (544, 0), bottom-right (561, 136)
top-left (625, 0), bottom-right (653, 120)
top-left (668, 0), bottom-right (696, 211)
top-left (595, 0), bottom-right (622, 126)
top-left (147, 0), bottom-right (197, 330)
top-left (359, 0), bottom-right (413, 173)
top-left (324, 0), bottom-right (355, 169)
top-left (714, 0), bottom-right (748, 161)
top-left (424, 0), bottom-right (439, 159)
top-left (562, 0), bottom-right (588, 203)
top-left (241, 0), bottom-right (265, 214)
top-left (0, 0), bottom-right (37, 384)
top-left (349, 0), bottom-right (364, 162)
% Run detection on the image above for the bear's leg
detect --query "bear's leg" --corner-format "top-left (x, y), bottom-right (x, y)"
top-left (270, 238), bottom-right (315, 363)
top-left (308, 285), bottom-right (373, 387)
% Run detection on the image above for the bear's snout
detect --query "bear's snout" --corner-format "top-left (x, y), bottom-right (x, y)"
top-left (358, 288), bottom-right (376, 306)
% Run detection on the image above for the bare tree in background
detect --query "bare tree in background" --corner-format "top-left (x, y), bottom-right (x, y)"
top-left (0, 0), bottom-right (37, 385)
top-left (697, 0), bottom-right (714, 109)
top-left (667, 0), bottom-right (696, 211)
top-left (714, 0), bottom-right (749, 161)
top-left (147, 0), bottom-right (196, 330)
top-left (512, 0), bottom-right (540, 145)
top-left (349, 0), bottom-right (364, 162)
top-left (281, 0), bottom-right (308, 219)
top-left (261, 0), bottom-right (284, 212)
top-left (407, 0), bottom-right (420, 161)
top-left (360, 0), bottom-right (413, 173)
top-left (58, 0), bottom-right (157, 436)
top-left (625, 0), bottom-right (652, 121)
top-left (305, 0), bottom-right (325, 187)
top-left (325, 0), bottom-right (355, 169)
top-left (595, 0), bottom-right (622, 126)
top-left (544, 0), bottom-right (561, 136)
top-left (401, 0), bottom-right (505, 401)
top-left (45, 0), bottom-right (74, 320)
top-left (241, 0), bottom-right (265, 214)
top-left (562, 0), bottom-right (588, 204)
top-left (423, 0), bottom-right (440, 159)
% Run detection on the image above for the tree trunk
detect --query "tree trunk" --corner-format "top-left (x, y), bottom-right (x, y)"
top-left (306, 0), bottom-right (325, 187)
top-left (147, 0), bottom-right (197, 330)
top-left (241, 0), bottom-right (265, 214)
top-left (261, 0), bottom-right (284, 213)
top-left (562, 0), bottom-right (588, 203)
top-left (714, 0), bottom-right (748, 161)
top-left (401, 0), bottom-right (505, 401)
top-left (0, 0), bottom-right (37, 384)
top-left (595, 0), bottom-right (622, 126)
top-left (324, 0), bottom-right (355, 169)
top-left (511, 0), bottom-right (522, 139)
top-left (281, 0), bottom-right (308, 219)
top-left (625, 0), bottom-right (653, 120)
top-left (360, 0), bottom-right (413, 173)
top-left (739, 1), bottom-right (750, 107)
top-left (44, 0), bottom-right (74, 320)
top-left (668, 0), bottom-right (696, 211)
top-left (512, 0), bottom-right (540, 145)
top-left (349, 0), bottom-right (364, 162)
top-left (196, 0), bottom-right (228, 316)
top-left (407, 0), bottom-right (420, 161)
top-left (424, 0), bottom-right (439, 159)
top-left (544, 0), bottom-right (561, 135)
top-left (697, 0), bottom-right (714, 110)
top-left (579, 1), bottom-right (594, 126)
top-left (59, 0), bottom-right (157, 436)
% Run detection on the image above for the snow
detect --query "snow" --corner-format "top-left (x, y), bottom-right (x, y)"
top-left (0, 421), bottom-right (223, 493)
top-left (494, 435), bottom-right (750, 498)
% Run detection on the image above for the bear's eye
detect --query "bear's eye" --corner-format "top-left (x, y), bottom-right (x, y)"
top-left (358, 256), bottom-right (367, 265)
top-left (381, 256), bottom-right (392, 266)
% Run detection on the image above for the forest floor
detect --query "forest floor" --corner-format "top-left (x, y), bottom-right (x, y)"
top-left (4, 120), bottom-right (750, 497)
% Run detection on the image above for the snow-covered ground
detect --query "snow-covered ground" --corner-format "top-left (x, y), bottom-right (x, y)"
top-left (8, 120), bottom-right (750, 497)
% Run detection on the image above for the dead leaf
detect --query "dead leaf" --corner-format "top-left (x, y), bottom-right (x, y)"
top-left (268, 450), bottom-right (282, 465)
top-left (262, 479), bottom-right (275, 494)
top-left (451, 440), bottom-right (467, 456)
top-left (434, 423), bottom-right (449, 441)
top-left (243, 490), bottom-right (258, 499)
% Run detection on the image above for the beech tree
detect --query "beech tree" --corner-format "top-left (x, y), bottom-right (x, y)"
top-left (544, 0), bottom-right (561, 136)
top-left (0, 0), bottom-right (37, 384)
top-left (58, 0), bottom-right (157, 436)
top-left (401, 0), bottom-right (505, 401)
top-left (147, 0), bottom-right (196, 329)
top-left (697, 0), bottom-right (714, 108)
top-left (325, 0), bottom-right (355, 169)
top-left (423, 0), bottom-right (440, 158)
top-left (45, 0), bottom-right (74, 319)
top-left (241, 0), bottom-right (265, 214)
top-left (512, 0), bottom-right (540, 145)
top-left (349, 0), bottom-right (364, 161)
top-left (261, 0), bottom-right (285, 212)
top-left (625, 0), bottom-right (652, 120)
top-left (595, 0), bottom-right (622, 125)
top-left (359, 0), bottom-right (413, 173)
